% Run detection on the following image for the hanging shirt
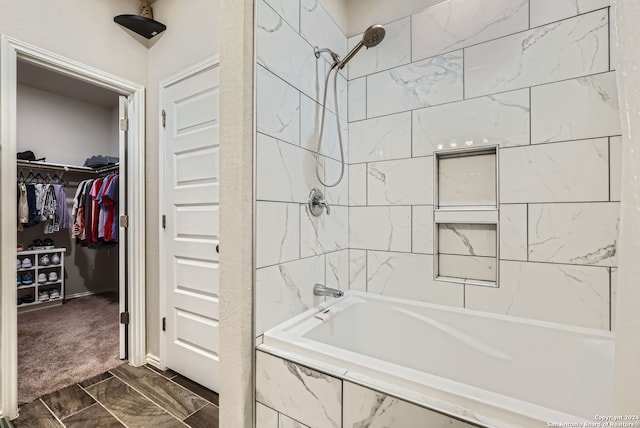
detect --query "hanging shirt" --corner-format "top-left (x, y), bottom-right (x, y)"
top-left (88, 178), bottom-right (104, 244)
top-left (105, 175), bottom-right (119, 242)
top-left (97, 175), bottom-right (117, 239)
top-left (18, 183), bottom-right (28, 225)
top-left (25, 184), bottom-right (39, 227)
top-left (53, 185), bottom-right (70, 229)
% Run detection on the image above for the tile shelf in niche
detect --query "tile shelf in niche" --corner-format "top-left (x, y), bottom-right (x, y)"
top-left (434, 145), bottom-right (498, 210)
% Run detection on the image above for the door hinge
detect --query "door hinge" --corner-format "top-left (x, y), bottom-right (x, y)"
top-left (162, 110), bottom-right (166, 128)
top-left (119, 215), bottom-right (129, 228)
top-left (162, 317), bottom-right (166, 332)
top-left (120, 312), bottom-right (130, 324)
top-left (162, 215), bottom-right (166, 229)
top-left (119, 117), bottom-right (129, 131)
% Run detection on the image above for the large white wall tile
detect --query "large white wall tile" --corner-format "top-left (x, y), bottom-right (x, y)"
top-left (466, 261), bottom-right (610, 329)
top-left (300, 0), bottom-right (347, 58)
top-left (324, 157), bottom-right (349, 206)
top-left (465, 10), bottom-right (609, 98)
top-left (412, 206), bottom-right (434, 254)
top-left (530, 0), bottom-right (610, 28)
top-left (610, 136), bottom-right (621, 201)
top-left (438, 224), bottom-right (496, 257)
top-left (300, 205), bottom-right (348, 257)
top-left (350, 207), bottom-right (411, 251)
top-left (256, 402), bottom-right (278, 428)
top-left (348, 164), bottom-right (367, 206)
top-left (257, 66), bottom-right (301, 145)
top-left (349, 249), bottom-right (367, 291)
top-left (367, 157), bottom-right (433, 205)
top-left (611, 267), bottom-right (617, 331)
top-left (256, 351), bottom-right (342, 428)
top-left (256, 201), bottom-right (300, 268)
top-left (280, 414), bottom-right (309, 428)
top-left (500, 139), bottom-right (609, 203)
top-left (263, 0), bottom-right (300, 31)
top-left (326, 249), bottom-right (349, 291)
top-left (258, 0), bottom-right (324, 103)
top-left (368, 251), bottom-right (464, 306)
top-left (412, 0), bottom-right (528, 62)
top-left (256, 133), bottom-right (323, 203)
top-left (349, 112), bottom-right (411, 163)
top-left (529, 203), bottom-right (619, 267)
top-left (255, 255), bottom-right (325, 335)
top-left (367, 51), bottom-right (463, 118)
top-left (300, 94), bottom-right (348, 161)
top-left (343, 382), bottom-right (474, 428)
top-left (413, 90), bottom-right (530, 157)
top-left (531, 72), bottom-right (620, 144)
top-left (348, 17), bottom-right (411, 80)
top-left (438, 152), bottom-right (497, 207)
top-left (439, 254), bottom-right (497, 282)
top-left (500, 204), bottom-right (528, 261)
top-left (348, 78), bottom-right (366, 122)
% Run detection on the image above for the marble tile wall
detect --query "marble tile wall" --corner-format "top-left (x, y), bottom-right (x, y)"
top-left (255, 0), bottom-right (349, 336)
top-left (255, 351), bottom-right (475, 428)
top-left (346, 0), bottom-right (619, 330)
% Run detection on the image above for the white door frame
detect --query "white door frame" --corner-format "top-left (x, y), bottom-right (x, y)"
top-left (0, 35), bottom-right (147, 419)
top-left (158, 55), bottom-right (220, 371)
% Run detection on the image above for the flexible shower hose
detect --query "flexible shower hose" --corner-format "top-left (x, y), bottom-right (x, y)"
top-left (315, 64), bottom-right (344, 187)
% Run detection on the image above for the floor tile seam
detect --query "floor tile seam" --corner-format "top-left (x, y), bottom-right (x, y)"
top-left (37, 398), bottom-right (66, 427)
top-left (109, 370), bottom-right (194, 423)
top-left (181, 402), bottom-right (212, 421)
top-left (77, 382), bottom-right (130, 428)
top-left (59, 401), bottom-right (99, 422)
top-left (165, 376), bottom-right (219, 407)
top-left (143, 364), bottom-right (177, 380)
top-left (78, 374), bottom-right (114, 390)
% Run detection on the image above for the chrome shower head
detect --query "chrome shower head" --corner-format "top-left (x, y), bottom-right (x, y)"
top-left (337, 24), bottom-right (386, 70)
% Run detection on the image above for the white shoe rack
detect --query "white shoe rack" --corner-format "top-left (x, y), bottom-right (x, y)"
top-left (17, 247), bottom-right (66, 313)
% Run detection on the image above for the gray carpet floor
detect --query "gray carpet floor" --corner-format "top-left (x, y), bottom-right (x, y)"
top-left (18, 292), bottom-right (123, 405)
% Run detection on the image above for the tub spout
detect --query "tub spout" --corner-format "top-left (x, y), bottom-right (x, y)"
top-left (313, 284), bottom-right (344, 298)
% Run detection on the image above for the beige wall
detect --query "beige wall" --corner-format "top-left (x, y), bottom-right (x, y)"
top-left (145, 0), bottom-right (221, 358)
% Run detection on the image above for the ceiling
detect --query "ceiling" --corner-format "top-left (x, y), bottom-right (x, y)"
top-left (17, 60), bottom-right (121, 109)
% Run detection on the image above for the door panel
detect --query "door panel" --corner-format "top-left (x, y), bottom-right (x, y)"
top-left (118, 96), bottom-right (128, 361)
top-left (163, 65), bottom-right (220, 392)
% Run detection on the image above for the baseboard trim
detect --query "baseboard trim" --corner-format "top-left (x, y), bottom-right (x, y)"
top-left (145, 353), bottom-right (161, 369)
top-left (65, 289), bottom-right (116, 300)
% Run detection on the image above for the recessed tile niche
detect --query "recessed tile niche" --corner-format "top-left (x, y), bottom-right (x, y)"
top-left (434, 147), bottom-right (499, 286)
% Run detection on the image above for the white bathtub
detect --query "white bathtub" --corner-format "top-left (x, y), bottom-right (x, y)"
top-left (260, 291), bottom-right (615, 427)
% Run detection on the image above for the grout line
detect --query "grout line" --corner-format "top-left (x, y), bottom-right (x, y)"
top-left (181, 402), bottom-right (210, 421)
top-left (607, 6), bottom-right (611, 72)
top-left (77, 383), bottom-right (129, 428)
top-left (608, 137), bottom-right (612, 201)
top-left (38, 398), bottom-right (65, 426)
top-left (60, 402), bottom-right (100, 423)
top-left (528, 0), bottom-right (531, 29)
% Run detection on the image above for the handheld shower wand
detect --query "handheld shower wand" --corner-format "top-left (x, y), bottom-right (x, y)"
top-left (313, 24), bottom-right (386, 187)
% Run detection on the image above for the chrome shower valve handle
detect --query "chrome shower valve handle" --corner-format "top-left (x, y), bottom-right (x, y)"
top-left (308, 188), bottom-right (330, 216)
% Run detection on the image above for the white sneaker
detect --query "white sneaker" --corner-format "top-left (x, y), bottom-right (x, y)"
top-left (38, 290), bottom-right (49, 302)
top-left (48, 272), bottom-right (58, 282)
top-left (49, 289), bottom-right (60, 299)
top-left (21, 258), bottom-right (32, 269)
top-left (16, 259), bottom-right (21, 269)
top-left (50, 254), bottom-right (61, 265)
top-left (39, 255), bottom-right (50, 266)
top-left (37, 273), bottom-right (47, 284)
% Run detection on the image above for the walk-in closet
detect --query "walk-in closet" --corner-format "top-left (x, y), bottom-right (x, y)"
top-left (15, 59), bottom-right (125, 405)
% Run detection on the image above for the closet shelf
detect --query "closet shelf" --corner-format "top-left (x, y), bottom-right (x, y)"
top-left (17, 160), bottom-right (119, 175)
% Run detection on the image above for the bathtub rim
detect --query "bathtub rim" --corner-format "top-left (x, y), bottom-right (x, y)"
top-left (260, 291), bottom-right (614, 427)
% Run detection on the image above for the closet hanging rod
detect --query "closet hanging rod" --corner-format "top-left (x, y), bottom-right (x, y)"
top-left (17, 160), bottom-right (120, 175)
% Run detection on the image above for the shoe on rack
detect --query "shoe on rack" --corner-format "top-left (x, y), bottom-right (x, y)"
top-left (50, 254), bottom-right (61, 265)
top-left (28, 239), bottom-right (43, 250)
top-left (48, 272), bottom-right (58, 282)
top-left (21, 258), bottom-right (32, 269)
top-left (17, 243), bottom-right (24, 252)
top-left (43, 238), bottom-right (54, 249)
top-left (21, 272), bottom-right (33, 285)
top-left (17, 274), bottom-right (22, 285)
top-left (16, 259), bottom-right (21, 269)
top-left (39, 255), bottom-right (50, 266)
top-left (38, 290), bottom-right (50, 302)
top-left (49, 289), bottom-right (60, 299)
top-left (22, 295), bottom-right (35, 304)
top-left (37, 273), bottom-right (47, 284)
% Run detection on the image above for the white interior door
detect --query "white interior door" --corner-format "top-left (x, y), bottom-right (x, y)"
top-left (118, 96), bottom-right (128, 360)
top-left (163, 64), bottom-right (220, 392)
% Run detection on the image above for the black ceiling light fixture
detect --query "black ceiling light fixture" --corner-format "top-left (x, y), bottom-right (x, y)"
top-left (114, 0), bottom-right (166, 39)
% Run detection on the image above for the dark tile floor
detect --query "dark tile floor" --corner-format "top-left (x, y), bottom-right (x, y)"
top-left (12, 365), bottom-right (219, 428)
